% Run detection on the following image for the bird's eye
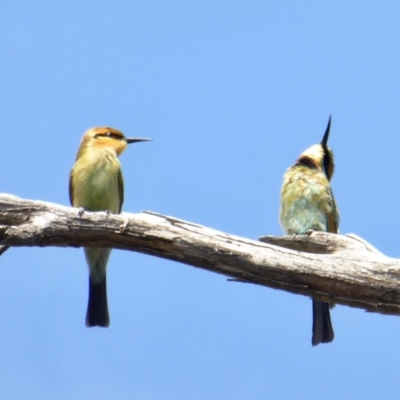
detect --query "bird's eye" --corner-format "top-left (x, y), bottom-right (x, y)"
top-left (95, 132), bottom-right (121, 140)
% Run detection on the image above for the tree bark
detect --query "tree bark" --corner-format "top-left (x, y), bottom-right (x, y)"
top-left (1, 193), bottom-right (399, 315)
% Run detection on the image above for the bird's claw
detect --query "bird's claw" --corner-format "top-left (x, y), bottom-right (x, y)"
top-left (119, 215), bottom-right (129, 232)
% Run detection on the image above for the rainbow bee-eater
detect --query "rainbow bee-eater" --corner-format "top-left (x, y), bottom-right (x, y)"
top-left (69, 127), bottom-right (151, 327)
top-left (280, 116), bottom-right (339, 346)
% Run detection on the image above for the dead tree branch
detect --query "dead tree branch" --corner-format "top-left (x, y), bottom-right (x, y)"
top-left (1, 193), bottom-right (399, 315)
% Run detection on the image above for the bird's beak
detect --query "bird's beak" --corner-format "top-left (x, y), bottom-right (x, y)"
top-left (320, 115), bottom-right (331, 148)
top-left (125, 138), bottom-right (152, 144)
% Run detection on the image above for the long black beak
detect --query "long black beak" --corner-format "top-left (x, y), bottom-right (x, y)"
top-left (125, 138), bottom-right (152, 144)
top-left (320, 115), bottom-right (331, 148)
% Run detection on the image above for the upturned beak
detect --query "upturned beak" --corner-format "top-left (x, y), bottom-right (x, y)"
top-left (320, 115), bottom-right (331, 148)
top-left (125, 138), bottom-right (152, 144)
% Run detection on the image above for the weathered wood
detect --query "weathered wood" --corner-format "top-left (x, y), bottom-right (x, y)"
top-left (1, 193), bottom-right (400, 315)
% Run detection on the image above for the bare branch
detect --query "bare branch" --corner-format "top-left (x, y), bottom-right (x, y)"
top-left (0, 245), bottom-right (9, 256)
top-left (1, 193), bottom-right (400, 315)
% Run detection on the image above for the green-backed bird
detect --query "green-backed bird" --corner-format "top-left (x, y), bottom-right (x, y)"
top-left (279, 116), bottom-right (339, 346)
top-left (69, 127), bottom-right (151, 327)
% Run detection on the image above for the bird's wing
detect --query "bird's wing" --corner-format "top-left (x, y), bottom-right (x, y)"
top-left (118, 169), bottom-right (124, 213)
top-left (68, 170), bottom-right (74, 206)
top-left (327, 188), bottom-right (339, 234)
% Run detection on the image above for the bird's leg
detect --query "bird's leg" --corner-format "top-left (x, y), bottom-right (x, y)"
top-left (119, 214), bottom-right (129, 232)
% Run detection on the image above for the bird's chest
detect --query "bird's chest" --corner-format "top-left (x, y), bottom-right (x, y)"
top-left (73, 156), bottom-right (121, 213)
top-left (280, 172), bottom-right (332, 233)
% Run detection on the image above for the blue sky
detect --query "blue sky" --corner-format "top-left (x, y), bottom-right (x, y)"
top-left (1, 1), bottom-right (400, 399)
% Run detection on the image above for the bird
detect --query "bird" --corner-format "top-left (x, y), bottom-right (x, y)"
top-left (279, 116), bottom-right (339, 346)
top-left (69, 127), bottom-right (151, 327)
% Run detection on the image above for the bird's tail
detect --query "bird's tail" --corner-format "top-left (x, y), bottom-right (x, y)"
top-left (312, 300), bottom-right (334, 346)
top-left (86, 275), bottom-right (110, 328)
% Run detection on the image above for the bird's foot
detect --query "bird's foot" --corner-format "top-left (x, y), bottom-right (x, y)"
top-left (119, 215), bottom-right (129, 232)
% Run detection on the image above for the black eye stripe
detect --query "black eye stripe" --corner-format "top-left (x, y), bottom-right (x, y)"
top-left (96, 132), bottom-right (122, 140)
top-left (322, 148), bottom-right (332, 179)
top-left (296, 156), bottom-right (318, 170)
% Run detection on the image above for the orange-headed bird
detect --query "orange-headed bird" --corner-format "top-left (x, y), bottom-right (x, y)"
top-left (280, 116), bottom-right (338, 345)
